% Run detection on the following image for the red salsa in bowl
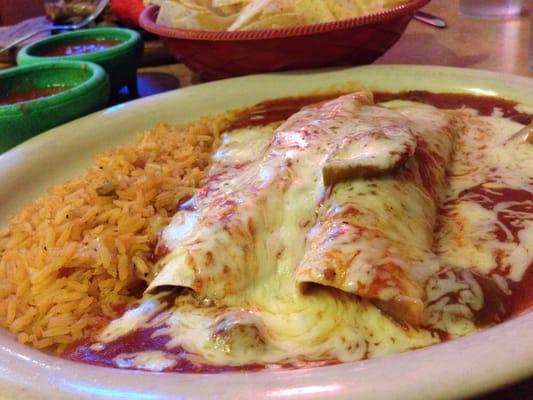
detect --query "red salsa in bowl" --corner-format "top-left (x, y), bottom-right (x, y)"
top-left (0, 85), bottom-right (70, 106)
top-left (38, 38), bottom-right (122, 57)
top-left (0, 61), bottom-right (109, 152)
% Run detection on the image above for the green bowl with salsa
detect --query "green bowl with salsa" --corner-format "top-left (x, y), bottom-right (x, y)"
top-left (17, 28), bottom-right (142, 95)
top-left (0, 61), bottom-right (109, 152)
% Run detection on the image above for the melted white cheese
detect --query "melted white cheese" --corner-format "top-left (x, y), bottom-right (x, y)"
top-left (114, 351), bottom-right (177, 372)
top-left (436, 112), bottom-right (533, 281)
top-left (296, 102), bottom-right (455, 326)
top-left (98, 297), bottom-right (165, 343)
top-left (95, 100), bottom-right (532, 370)
top-left (98, 103), bottom-right (442, 366)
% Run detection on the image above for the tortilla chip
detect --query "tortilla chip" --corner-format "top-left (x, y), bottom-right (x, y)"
top-left (211, 0), bottom-right (249, 15)
top-left (293, 0), bottom-right (335, 24)
top-left (233, 13), bottom-right (305, 30)
top-left (323, 0), bottom-right (366, 18)
top-left (324, 0), bottom-right (408, 19)
top-left (212, 0), bottom-right (249, 7)
top-left (229, 0), bottom-right (334, 30)
top-left (226, 0), bottom-right (271, 30)
top-left (153, 0), bottom-right (409, 31)
top-left (156, 0), bottom-right (237, 30)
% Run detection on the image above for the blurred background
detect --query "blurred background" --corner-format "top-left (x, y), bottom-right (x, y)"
top-left (1, 0), bottom-right (50, 25)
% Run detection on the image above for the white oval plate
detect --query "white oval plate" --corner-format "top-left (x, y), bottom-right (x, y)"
top-left (0, 65), bottom-right (532, 400)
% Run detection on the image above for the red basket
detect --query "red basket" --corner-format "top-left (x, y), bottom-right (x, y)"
top-left (140, 0), bottom-right (430, 80)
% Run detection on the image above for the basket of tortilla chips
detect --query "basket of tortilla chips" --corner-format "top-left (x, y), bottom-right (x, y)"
top-left (140, 0), bottom-right (430, 80)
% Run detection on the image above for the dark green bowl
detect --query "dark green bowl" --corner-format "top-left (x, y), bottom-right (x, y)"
top-left (0, 61), bottom-right (109, 152)
top-left (17, 28), bottom-right (142, 95)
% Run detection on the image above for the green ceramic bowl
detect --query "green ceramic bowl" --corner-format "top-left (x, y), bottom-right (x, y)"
top-left (0, 61), bottom-right (109, 152)
top-left (17, 28), bottom-right (142, 95)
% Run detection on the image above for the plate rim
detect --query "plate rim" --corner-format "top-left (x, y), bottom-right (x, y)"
top-left (0, 64), bottom-right (532, 400)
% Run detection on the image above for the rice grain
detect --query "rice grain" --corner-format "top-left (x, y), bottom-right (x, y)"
top-left (0, 111), bottom-right (237, 352)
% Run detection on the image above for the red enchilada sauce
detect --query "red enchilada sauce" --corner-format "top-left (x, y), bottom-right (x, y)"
top-left (0, 86), bottom-right (69, 105)
top-left (40, 38), bottom-right (122, 56)
top-left (230, 91), bottom-right (532, 129)
top-left (446, 184), bottom-right (533, 321)
top-left (63, 91), bottom-right (533, 372)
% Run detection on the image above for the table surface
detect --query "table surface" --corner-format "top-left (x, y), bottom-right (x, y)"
top-left (1, 0), bottom-right (532, 398)
top-left (379, 0), bottom-right (531, 76)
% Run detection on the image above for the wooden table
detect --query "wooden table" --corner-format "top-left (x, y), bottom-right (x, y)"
top-left (379, 0), bottom-right (531, 76)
